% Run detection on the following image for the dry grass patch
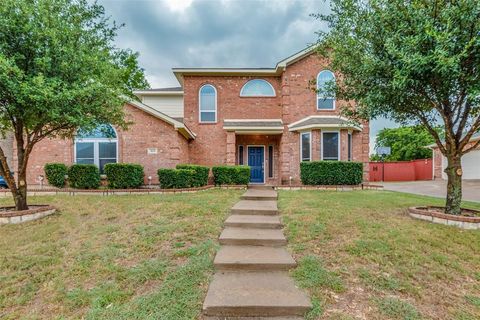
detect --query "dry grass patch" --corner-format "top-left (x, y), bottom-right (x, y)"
top-left (0, 189), bottom-right (241, 319)
top-left (279, 190), bottom-right (480, 320)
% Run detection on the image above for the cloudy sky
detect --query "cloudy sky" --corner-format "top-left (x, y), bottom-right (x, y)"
top-left (99, 0), bottom-right (397, 151)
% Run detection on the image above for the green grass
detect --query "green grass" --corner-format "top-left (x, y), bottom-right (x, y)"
top-left (0, 189), bottom-right (241, 319)
top-left (279, 190), bottom-right (480, 320)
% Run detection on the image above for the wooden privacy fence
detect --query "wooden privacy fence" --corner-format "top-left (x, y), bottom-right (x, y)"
top-left (369, 159), bottom-right (433, 182)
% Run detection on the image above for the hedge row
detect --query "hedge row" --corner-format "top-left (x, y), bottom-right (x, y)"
top-left (44, 163), bottom-right (68, 188)
top-left (44, 163), bottom-right (144, 189)
top-left (212, 166), bottom-right (250, 185)
top-left (300, 161), bottom-right (363, 185)
top-left (68, 164), bottom-right (101, 189)
top-left (157, 165), bottom-right (250, 188)
top-left (104, 163), bottom-right (144, 189)
top-left (176, 164), bottom-right (209, 187)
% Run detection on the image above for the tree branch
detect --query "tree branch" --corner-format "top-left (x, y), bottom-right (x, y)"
top-left (462, 138), bottom-right (480, 155)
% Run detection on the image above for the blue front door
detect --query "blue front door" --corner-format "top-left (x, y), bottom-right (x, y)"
top-left (248, 146), bottom-right (264, 183)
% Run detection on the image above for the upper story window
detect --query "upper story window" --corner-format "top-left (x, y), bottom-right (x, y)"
top-left (317, 70), bottom-right (335, 110)
top-left (199, 84), bottom-right (217, 123)
top-left (240, 79), bottom-right (275, 97)
top-left (75, 124), bottom-right (117, 173)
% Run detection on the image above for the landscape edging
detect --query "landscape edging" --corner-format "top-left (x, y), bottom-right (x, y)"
top-left (408, 206), bottom-right (480, 230)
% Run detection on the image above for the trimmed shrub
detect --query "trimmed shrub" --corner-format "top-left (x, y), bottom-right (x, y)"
top-left (212, 165), bottom-right (250, 185)
top-left (176, 164), bottom-right (209, 187)
top-left (157, 168), bottom-right (195, 189)
top-left (44, 163), bottom-right (68, 188)
top-left (68, 164), bottom-right (100, 189)
top-left (300, 161), bottom-right (363, 185)
top-left (104, 163), bottom-right (144, 189)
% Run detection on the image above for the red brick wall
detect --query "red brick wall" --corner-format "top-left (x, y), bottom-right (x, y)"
top-left (25, 103), bottom-right (189, 185)
top-left (23, 52), bottom-right (371, 187)
top-left (278, 53), bottom-right (370, 183)
top-left (183, 76), bottom-right (282, 166)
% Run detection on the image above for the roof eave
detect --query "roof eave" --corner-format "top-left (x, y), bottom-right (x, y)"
top-left (134, 90), bottom-right (184, 96)
top-left (288, 124), bottom-right (363, 132)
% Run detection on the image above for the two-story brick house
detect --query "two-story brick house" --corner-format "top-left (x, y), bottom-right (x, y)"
top-left (23, 46), bottom-right (369, 185)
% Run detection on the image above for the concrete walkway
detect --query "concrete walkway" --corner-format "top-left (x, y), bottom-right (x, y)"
top-left (380, 180), bottom-right (480, 203)
top-left (203, 186), bottom-right (311, 319)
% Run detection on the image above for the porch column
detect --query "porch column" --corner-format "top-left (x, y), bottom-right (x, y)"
top-left (226, 131), bottom-right (236, 165)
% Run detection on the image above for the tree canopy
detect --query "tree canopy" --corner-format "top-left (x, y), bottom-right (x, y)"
top-left (0, 0), bottom-right (149, 210)
top-left (316, 0), bottom-right (480, 214)
top-left (371, 126), bottom-right (438, 161)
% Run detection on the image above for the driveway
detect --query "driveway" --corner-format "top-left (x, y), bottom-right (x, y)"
top-left (379, 180), bottom-right (480, 203)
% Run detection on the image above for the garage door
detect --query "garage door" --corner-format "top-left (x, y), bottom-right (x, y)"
top-left (442, 149), bottom-right (480, 179)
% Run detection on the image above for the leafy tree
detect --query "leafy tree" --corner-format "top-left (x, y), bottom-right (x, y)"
top-left (316, 0), bottom-right (480, 215)
top-left (0, 0), bottom-right (149, 210)
top-left (372, 126), bottom-right (438, 161)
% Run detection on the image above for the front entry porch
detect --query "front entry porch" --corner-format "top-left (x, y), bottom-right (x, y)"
top-left (224, 119), bottom-right (283, 185)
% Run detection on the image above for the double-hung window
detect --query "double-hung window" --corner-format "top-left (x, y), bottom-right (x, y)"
top-left (75, 124), bottom-right (118, 173)
top-left (317, 70), bottom-right (336, 110)
top-left (300, 132), bottom-right (311, 162)
top-left (199, 84), bottom-right (217, 123)
top-left (322, 131), bottom-right (339, 161)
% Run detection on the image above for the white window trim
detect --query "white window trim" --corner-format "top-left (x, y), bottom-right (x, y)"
top-left (321, 130), bottom-right (340, 161)
top-left (240, 79), bottom-right (276, 97)
top-left (74, 137), bottom-right (118, 170)
top-left (199, 84), bottom-right (217, 123)
top-left (300, 131), bottom-right (312, 162)
top-left (268, 145), bottom-right (274, 178)
top-left (317, 70), bottom-right (336, 111)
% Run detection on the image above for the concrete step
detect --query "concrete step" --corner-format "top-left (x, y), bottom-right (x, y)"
top-left (203, 271), bottom-right (312, 317)
top-left (214, 246), bottom-right (296, 271)
top-left (225, 215), bottom-right (282, 229)
top-left (231, 200), bottom-right (278, 215)
top-left (241, 189), bottom-right (278, 201)
top-left (248, 185), bottom-right (275, 190)
top-left (219, 227), bottom-right (287, 247)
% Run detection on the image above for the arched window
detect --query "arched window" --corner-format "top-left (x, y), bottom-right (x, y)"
top-left (317, 70), bottom-right (335, 110)
top-left (240, 79), bottom-right (276, 97)
top-left (199, 84), bottom-right (217, 123)
top-left (75, 124), bottom-right (117, 173)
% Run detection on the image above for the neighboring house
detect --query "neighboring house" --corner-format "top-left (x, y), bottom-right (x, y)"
top-left (20, 46), bottom-right (370, 185)
top-left (431, 133), bottom-right (480, 180)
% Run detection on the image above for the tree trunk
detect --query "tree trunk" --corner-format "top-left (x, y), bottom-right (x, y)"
top-left (444, 155), bottom-right (462, 215)
top-left (13, 184), bottom-right (28, 211)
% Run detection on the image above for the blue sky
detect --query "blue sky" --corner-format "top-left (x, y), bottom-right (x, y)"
top-left (99, 0), bottom-right (398, 152)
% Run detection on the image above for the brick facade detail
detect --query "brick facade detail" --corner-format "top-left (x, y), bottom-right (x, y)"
top-left (19, 51), bottom-right (370, 186)
top-left (24, 103), bottom-right (188, 185)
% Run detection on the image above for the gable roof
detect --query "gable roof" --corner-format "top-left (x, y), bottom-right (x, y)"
top-left (127, 99), bottom-right (195, 140)
top-left (172, 45), bottom-right (317, 85)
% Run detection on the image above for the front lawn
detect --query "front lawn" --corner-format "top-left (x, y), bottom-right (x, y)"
top-left (0, 189), bottom-right (242, 319)
top-left (279, 190), bottom-right (480, 320)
